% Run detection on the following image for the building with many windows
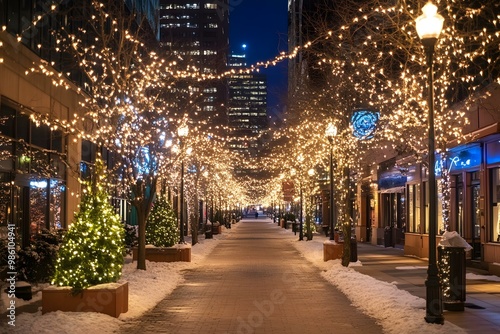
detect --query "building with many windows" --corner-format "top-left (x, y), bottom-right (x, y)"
top-left (288, 0), bottom-right (329, 97)
top-left (227, 52), bottom-right (268, 162)
top-left (159, 1), bottom-right (229, 129)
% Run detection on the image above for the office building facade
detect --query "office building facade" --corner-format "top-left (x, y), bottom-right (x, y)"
top-left (227, 53), bottom-right (268, 161)
top-left (159, 1), bottom-right (230, 129)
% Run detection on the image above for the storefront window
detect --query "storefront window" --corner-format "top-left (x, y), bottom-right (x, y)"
top-left (50, 179), bottom-right (65, 230)
top-left (416, 184), bottom-right (421, 233)
top-left (30, 180), bottom-right (48, 236)
top-left (29, 178), bottom-right (65, 236)
top-left (408, 185), bottom-right (415, 232)
top-left (1, 101), bottom-right (67, 246)
top-left (491, 168), bottom-right (500, 242)
top-left (407, 184), bottom-right (421, 233)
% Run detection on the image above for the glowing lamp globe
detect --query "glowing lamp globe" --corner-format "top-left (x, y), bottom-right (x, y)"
top-left (325, 123), bottom-right (338, 138)
top-left (415, 2), bottom-right (444, 41)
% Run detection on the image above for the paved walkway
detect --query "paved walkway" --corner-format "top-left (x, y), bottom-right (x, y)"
top-left (121, 219), bottom-right (383, 334)
top-left (353, 242), bottom-right (500, 333)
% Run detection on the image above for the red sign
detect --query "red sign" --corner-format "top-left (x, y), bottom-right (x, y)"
top-left (282, 181), bottom-right (295, 202)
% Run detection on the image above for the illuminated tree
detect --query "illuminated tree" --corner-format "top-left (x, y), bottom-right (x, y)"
top-left (52, 158), bottom-right (124, 293)
top-left (146, 197), bottom-right (179, 247)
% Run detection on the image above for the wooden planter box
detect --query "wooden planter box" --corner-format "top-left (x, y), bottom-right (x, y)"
top-left (132, 246), bottom-right (191, 262)
top-left (212, 224), bottom-right (222, 235)
top-left (323, 241), bottom-right (343, 261)
top-left (42, 281), bottom-right (128, 318)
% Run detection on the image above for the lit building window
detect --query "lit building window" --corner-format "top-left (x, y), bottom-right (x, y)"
top-left (203, 50), bottom-right (217, 55)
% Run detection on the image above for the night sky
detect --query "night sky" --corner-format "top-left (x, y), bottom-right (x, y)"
top-left (229, 0), bottom-right (289, 117)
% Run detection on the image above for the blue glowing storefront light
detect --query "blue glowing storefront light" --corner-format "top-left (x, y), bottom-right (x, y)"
top-left (435, 144), bottom-right (481, 176)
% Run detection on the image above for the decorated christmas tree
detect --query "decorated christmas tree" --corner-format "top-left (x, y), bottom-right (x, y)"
top-left (51, 159), bottom-right (124, 293)
top-left (146, 197), bottom-right (179, 247)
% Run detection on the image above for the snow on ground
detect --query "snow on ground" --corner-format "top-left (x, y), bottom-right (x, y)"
top-left (5, 219), bottom-right (498, 333)
top-left (6, 226), bottom-right (235, 333)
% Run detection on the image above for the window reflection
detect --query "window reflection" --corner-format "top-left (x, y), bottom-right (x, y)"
top-left (29, 179), bottom-right (65, 238)
top-left (491, 168), bottom-right (500, 242)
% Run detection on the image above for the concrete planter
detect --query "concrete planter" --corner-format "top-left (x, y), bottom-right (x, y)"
top-left (132, 246), bottom-right (191, 262)
top-left (42, 281), bottom-right (128, 318)
top-left (323, 241), bottom-right (343, 261)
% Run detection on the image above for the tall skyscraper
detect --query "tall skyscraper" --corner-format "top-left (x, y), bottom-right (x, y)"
top-left (227, 50), bottom-right (268, 164)
top-left (159, 1), bottom-right (230, 129)
top-left (288, 0), bottom-right (329, 96)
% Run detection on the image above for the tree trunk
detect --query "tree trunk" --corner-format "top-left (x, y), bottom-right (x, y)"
top-left (341, 166), bottom-right (351, 267)
top-left (342, 212), bottom-right (351, 267)
top-left (191, 195), bottom-right (199, 245)
top-left (305, 212), bottom-right (313, 240)
top-left (136, 207), bottom-right (147, 270)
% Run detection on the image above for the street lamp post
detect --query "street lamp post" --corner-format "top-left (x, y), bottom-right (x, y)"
top-left (326, 123), bottom-right (338, 240)
top-left (297, 154), bottom-right (305, 241)
top-left (307, 168), bottom-right (315, 240)
top-left (178, 124), bottom-right (189, 244)
top-left (415, 1), bottom-right (444, 324)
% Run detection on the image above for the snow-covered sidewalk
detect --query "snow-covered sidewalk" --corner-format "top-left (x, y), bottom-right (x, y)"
top-left (5, 224), bottom-right (239, 333)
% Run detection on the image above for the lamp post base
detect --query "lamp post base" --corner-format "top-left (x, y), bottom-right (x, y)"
top-left (425, 271), bottom-right (444, 324)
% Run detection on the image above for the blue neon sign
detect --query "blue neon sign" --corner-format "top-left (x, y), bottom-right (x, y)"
top-left (435, 145), bottom-right (481, 176)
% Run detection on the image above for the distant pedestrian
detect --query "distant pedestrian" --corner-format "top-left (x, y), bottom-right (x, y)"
top-left (255, 211), bottom-right (258, 218)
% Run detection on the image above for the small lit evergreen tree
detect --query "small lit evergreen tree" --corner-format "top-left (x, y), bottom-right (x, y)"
top-left (52, 159), bottom-right (124, 293)
top-left (146, 197), bottom-right (179, 247)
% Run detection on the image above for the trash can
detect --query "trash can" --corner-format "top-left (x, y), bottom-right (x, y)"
top-left (437, 231), bottom-right (472, 311)
top-left (350, 238), bottom-right (358, 262)
top-left (384, 226), bottom-right (392, 247)
top-left (438, 246), bottom-right (466, 311)
top-left (205, 224), bottom-right (213, 239)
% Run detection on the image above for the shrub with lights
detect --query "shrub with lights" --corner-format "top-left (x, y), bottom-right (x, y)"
top-left (51, 159), bottom-right (124, 293)
top-left (146, 197), bottom-right (179, 247)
